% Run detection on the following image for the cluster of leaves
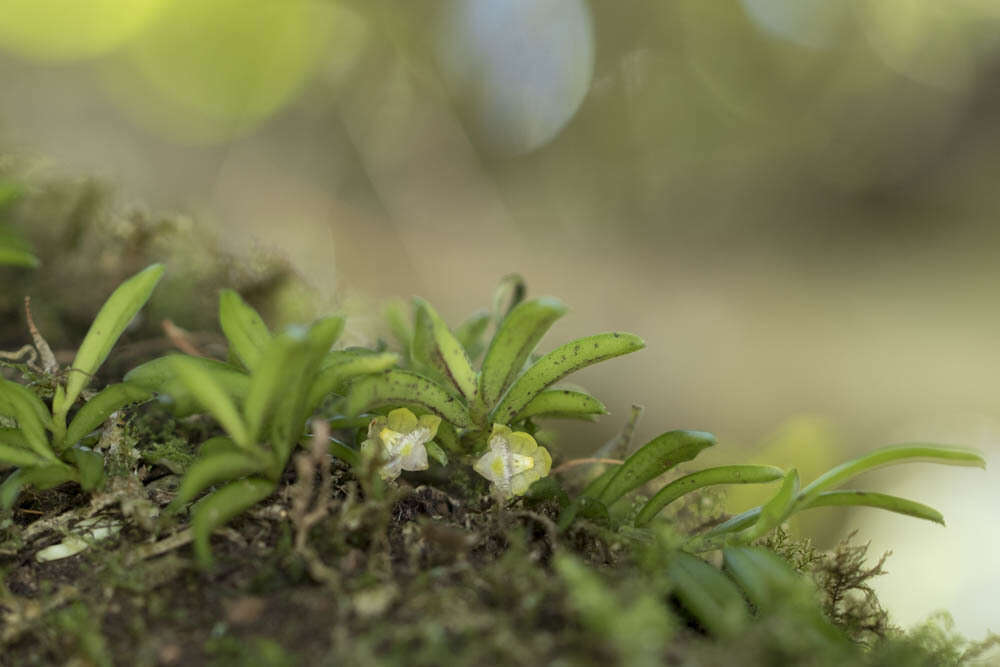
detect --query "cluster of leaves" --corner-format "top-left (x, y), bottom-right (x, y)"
top-left (0, 263), bottom-right (990, 661)
top-left (124, 290), bottom-right (397, 565)
top-left (0, 264), bottom-right (162, 506)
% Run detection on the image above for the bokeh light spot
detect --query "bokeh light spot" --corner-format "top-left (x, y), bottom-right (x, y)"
top-left (436, 0), bottom-right (594, 155)
top-left (0, 0), bottom-right (166, 61)
top-left (105, 0), bottom-right (344, 142)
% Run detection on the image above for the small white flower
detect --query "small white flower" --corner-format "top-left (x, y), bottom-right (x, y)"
top-left (361, 408), bottom-right (441, 480)
top-left (474, 424), bottom-right (552, 499)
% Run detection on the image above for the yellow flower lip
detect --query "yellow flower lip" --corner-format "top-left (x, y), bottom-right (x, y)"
top-left (473, 423), bottom-right (552, 499)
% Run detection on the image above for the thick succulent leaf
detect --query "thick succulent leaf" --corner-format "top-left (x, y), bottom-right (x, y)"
top-left (64, 447), bottom-right (104, 491)
top-left (170, 450), bottom-right (266, 509)
top-left (490, 332), bottom-right (645, 424)
top-left (265, 317), bottom-right (345, 466)
top-left (795, 490), bottom-right (945, 525)
top-left (478, 298), bottom-right (567, 410)
top-left (410, 299), bottom-right (478, 403)
top-left (55, 263), bottom-right (164, 417)
top-left (192, 477), bottom-right (274, 567)
top-left (218, 289), bottom-right (273, 371)
top-left (587, 430), bottom-right (716, 507)
top-left (344, 370), bottom-right (472, 428)
top-left (243, 334), bottom-right (302, 447)
top-left (328, 439), bottom-right (360, 466)
top-left (668, 552), bottom-right (749, 639)
top-left (0, 464), bottom-right (76, 509)
top-left (125, 355), bottom-right (250, 417)
top-left (724, 547), bottom-right (845, 642)
top-left (0, 442), bottom-right (47, 467)
top-left (743, 469), bottom-right (799, 540)
top-left (307, 351), bottom-right (400, 413)
top-left (453, 309), bottom-right (491, 360)
top-left (171, 356), bottom-right (251, 450)
top-left (513, 389), bottom-right (607, 422)
top-left (635, 465), bottom-right (784, 527)
top-left (384, 299), bottom-right (413, 350)
top-left (795, 444), bottom-right (986, 510)
top-left (426, 441), bottom-right (448, 466)
top-left (0, 379), bottom-right (55, 460)
top-left (63, 382), bottom-right (151, 449)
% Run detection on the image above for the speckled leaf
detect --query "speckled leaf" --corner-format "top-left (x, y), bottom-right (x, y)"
top-left (490, 332), bottom-right (644, 424)
top-left (589, 430), bottom-right (716, 507)
top-left (478, 298), bottom-right (567, 410)
top-left (344, 370), bottom-right (472, 428)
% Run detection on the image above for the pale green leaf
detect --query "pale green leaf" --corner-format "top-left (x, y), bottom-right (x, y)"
top-left (56, 263), bottom-right (164, 416)
top-left (192, 477), bottom-right (274, 567)
top-left (218, 289), bottom-right (272, 371)
top-left (635, 465), bottom-right (784, 527)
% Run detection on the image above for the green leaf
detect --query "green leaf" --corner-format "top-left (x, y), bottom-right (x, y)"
top-left (0, 464), bottom-right (76, 509)
top-left (263, 317), bottom-right (345, 467)
top-left (588, 430), bottom-right (716, 507)
top-left (171, 356), bottom-right (252, 450)
top-left (0, 428), bottom-right (28, 449)
top-left (125, 355), bottom-right (250, 417)
top-left (795, 490), bottom-right (945, 525)
top-left (742, 469), bottom-right (799, 541)
top-left (218, 289), bottom-right (273, 371)
top-left (635, 465), bottom-right (785, 527)
top-left (242, 334), bottom-right (301, 448)
top-left (0, 377), bottom-right (54, 429)
top-left (453, 309), bottom-right (491, 360)
top-left (426, 441), bottom-right (448, 466)
top-left (478, 298), bottom-right (567, 410)
top-left (513, 389), bottom-right (607, 422)
top-left (63, 383), bottom-right (151, 449)
top-left (667, 552), bottom-right (749, 639)
top-left (723, 547), bottom-right (845, 642)
top-left (55, 263), bottom-right (164, 418)
top-left (410, 299), bottom-right (478, 403)
top-left (170, 450), bottom-right (266, 510)
top-left (306, 351), bottom-right (399, 414)
top-left (328, 439), bottom-right (360, 466)
top-left (0, 378), bottom-right (56, 460)
top-left (490, 332), bottom-right (645, 424)
top-left (384, 299), bottom-right (413, 350)
top-left (192, 477), bottom-right (274, 568)
top-left (344, 370), bottom-right (472, 428)
top-left (64, 447), bottom-right (104, 491)
top-left (0, 442), bottom-right (48, 467)
top-left (794, 444), bottom-right (986, 510)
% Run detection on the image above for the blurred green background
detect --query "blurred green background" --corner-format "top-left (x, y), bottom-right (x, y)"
top-left (1, 0), bottom-right (998, 638)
